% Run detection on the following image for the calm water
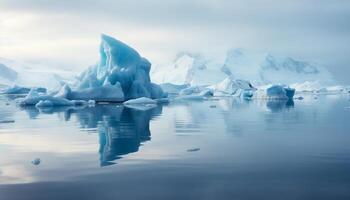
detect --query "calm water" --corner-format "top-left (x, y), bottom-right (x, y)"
top-left (0, 94), bottom-right (350, 200)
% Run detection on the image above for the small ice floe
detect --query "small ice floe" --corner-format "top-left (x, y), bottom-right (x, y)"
top-left (31, 158), bottom-right (41, 166)
top-left (187, 148), bottom-right (200, 152)
top-left (3, 85), bottom-right (46, 95)
top-left (295, 96), bottom-right (304, 100)
top-left (123, 97), bottom-right (157, 105)
top-left (88, 100), bottom-right (96, 107)
top-left (345, 107), bottom-right (350, 110)
top-left (0, 120), bottom-right (15, 123)
top-left (124, 97), bottom-right (158, 111)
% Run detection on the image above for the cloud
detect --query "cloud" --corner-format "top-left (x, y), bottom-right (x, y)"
top-left (0, 0), bottom-right (350, 83)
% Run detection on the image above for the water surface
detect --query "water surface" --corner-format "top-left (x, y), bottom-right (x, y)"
top-left (0, 94), bottom-right (350, 200)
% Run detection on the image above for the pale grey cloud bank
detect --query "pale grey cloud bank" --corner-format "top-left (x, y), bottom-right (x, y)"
top-left (0, 0), bottom-right (349, 83)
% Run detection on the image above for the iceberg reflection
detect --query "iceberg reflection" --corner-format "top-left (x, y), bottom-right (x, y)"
top-left (23, 104), bottom-right (163, 166)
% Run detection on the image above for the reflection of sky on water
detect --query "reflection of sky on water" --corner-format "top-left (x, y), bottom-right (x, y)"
top-left (0, 95), bottom-right (350, 199)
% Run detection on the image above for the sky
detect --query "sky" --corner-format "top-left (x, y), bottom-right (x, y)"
top-left (0, 0), bottom-right (349, 83)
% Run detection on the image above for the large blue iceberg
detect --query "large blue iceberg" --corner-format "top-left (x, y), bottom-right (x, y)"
top-left (18, 34), bottom-right (167, 107)
top-left (76, 34), bottom-right (167, 101)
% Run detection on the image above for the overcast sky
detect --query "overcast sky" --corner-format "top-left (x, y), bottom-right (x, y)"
top-left (0, 0), bottom-right (349, 83)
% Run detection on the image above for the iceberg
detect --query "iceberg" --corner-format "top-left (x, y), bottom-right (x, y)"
top-left (18, 88), bottom-right (75, 107)
top-left (76, 34), bottom-right (167, 100)
top-left (17, 34), bottom-right (167, 106)
top-left (256, 85), bottom-right (295, 100)
top-left (209, 76), bottom-right (256, 98)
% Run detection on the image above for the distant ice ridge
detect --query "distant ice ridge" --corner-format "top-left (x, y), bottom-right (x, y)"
top-left (18, 34), bottom-right (167, 107)
top-left (0, 63), bottom-right (17, 86)
top-left (0, 57), bottom-right (74, 90)
top-left (223, 49), bottom-right (335, 86)
top-left (151, 52), bottom-right (226, 86)
top-left (152, 48), bottom-right (345, 96)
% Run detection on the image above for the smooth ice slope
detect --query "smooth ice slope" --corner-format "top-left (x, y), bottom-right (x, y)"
top-left (0, 57), bottom-right (74, 90)
top-left (151, 52), bottom-right (225, 86)
top-left (76, 34), bottom-right (166, 100)
top-left (0, 63), bottom-right (18, 85)
top-left (209, 76), bottom-right (256, 97)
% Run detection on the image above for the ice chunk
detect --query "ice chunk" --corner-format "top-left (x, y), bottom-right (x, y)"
top-left (179, 86), bottom-right (201, 96)
top-left (35, 100), bottom-right (54, 107)
top-left (123, 97), bottom-right (157, 105)
top-left (256, 85), bottom-right (295, 100)
top-left (76, 34), bottom-right (166, 100)
top-left (88, 100), bottom-right (96, 106)
top-left (209, 76), bottom-right (256, 98)
top-left (31, 158), bottom-right (41, 166)
top-left (18, 88), bottom-right (74, 107)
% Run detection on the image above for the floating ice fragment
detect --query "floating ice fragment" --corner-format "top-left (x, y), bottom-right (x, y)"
top-left (187, 148), bottom-right (200, 152)
top-left (31, 158), bottom-right (41, 166)
top-left (3, 85), bottom-right (46, 95)
top-left (123, 97), bottom-right (157, 105)
top-left (0, 120), bottom-right (15, 123)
